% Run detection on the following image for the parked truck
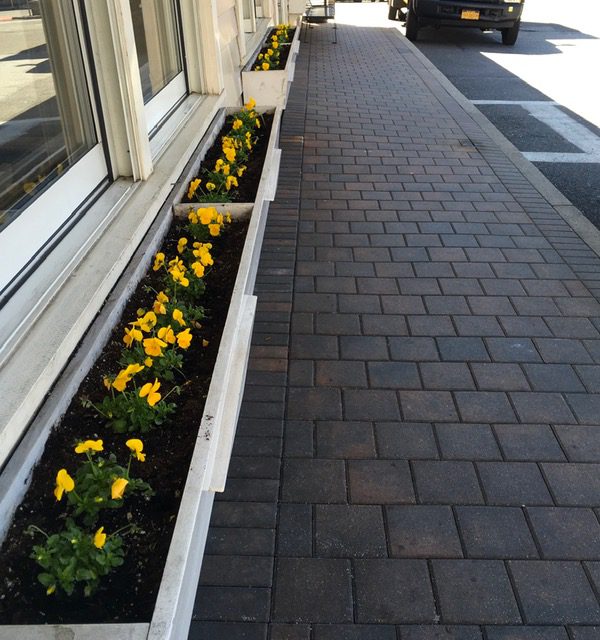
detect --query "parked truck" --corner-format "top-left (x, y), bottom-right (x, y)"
top-left (388, 0), bottom-right (525, 45)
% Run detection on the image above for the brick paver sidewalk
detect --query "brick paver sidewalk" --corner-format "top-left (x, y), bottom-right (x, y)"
top-left (190, 15), bottom-right (600, 640)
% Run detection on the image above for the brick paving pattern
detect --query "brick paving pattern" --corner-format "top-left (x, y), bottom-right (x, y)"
top-left (189, 18), bottom-right (600, 640)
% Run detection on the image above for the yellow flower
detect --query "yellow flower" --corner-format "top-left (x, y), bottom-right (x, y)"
top-left (157, 291), bottom-right (169, 304)
top-left (93, 527), bottom-right (107, 549)
top-left (111, 477), bottom-right (128, 500)
top-left (176, 328), bottom-right (193, 349)
top-left (222, 164), bottom-right (230, 176)
top-left (255, 118), bottom-right (261, 129)
top-left (144, 357), bottom-right (153, 367)
top-left (199, 208), bottom-right (214, 225)
top-left (153, 299), bottom-right (166, 315)
top-left (215, 159), bottom-right (224, 172)
top-left (273, 41), bottom-right (279, 49)
top-left (225, 175), bottom-right (238, 191)
top-left (173, 309), bottom-right (186, 326)
top-left (245, 98), bottom-right (256, 110)
top-left (225, 148), bottom-right (236, 163)
top-left (191, 261), bottom-right (205, 278)
top-left (208, 224), bottom-right (221, 237)
top-left (103, 377), bottom-right (111, 391)
top-left (140, 379), bottom-right (161, 406)
top-left (170, 268), bottom-right (189, 287)
top-left (237, 165), bottom-right (247, 177)
top-left (158, 325), bottom-right (176, 345)
top-left (135, 311), bottom-right (157, 333)
top-left (202, 339), bottom-right (209, 347)
top-left (74, 440), bottom-right (104, 454)
top-left (54, 469), bottom-right (75, 501)
top-left (268, 49), bottom-right (274, 56)
top-left (111, 363), bottom-right (144, 392)
top-left (123, 326), bottom-right (143, 347)
top-left (23, 181), bottom-right (37, 194)
top-left (187, 178), bottom-right (201, 200)
top-left (177, 237), bottom-right (188, 254)
top-left (188, 210), bottom-right (198, 224)
top-left (152, 252), bottom-right (165, 271)
top-left (227, 214), bottom-right (232, 224)
top-left (206, 182), bottom-right (216, 191)
top-left (126, 438), bottom-right (146, 462)
top-left (46, 584), bottom-right (56, 595)
top-left (143, 336), bottom-right (167, 357)
top-left (232, 119), bottom-right (243, 131)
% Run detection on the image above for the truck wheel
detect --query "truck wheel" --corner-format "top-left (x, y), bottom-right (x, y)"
top-left (405, 5), bottom-right (419, 41)
top-left (501, 20), bottom-right (520, 45)
top-left (388, 5), bottom-right (399, 20)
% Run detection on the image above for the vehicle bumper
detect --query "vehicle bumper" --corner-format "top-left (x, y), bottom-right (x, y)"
top-left (415, 0), bottom-right (524, 27)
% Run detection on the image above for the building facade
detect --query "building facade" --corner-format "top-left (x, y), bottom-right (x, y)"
top-left (0, 0), bottom-right (287, 467)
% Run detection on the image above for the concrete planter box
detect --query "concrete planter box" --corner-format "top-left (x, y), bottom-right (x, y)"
top-left (288, 0), bottom-right (307, 16)
top-left (241, 26), bottom-right (301, 108)
top-left (0, 107), bottom-right (283, 640)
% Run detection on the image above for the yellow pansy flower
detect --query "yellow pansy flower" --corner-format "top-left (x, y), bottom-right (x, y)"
top-left (54, 469), bottom-right (74, 501)
top-left (225, 148), bottom-right (236, 163)
top-left (176, 328), bottom-right (193, 349)
top-left (173, 309), bottom-right (186, 326)
top-left (232, 119), bottom-right (243, 131)
top-left (199, 208), bottom-right (214, 225)
top-left (245, 98), bottom-right (256, 110)
top-left (191, 261), bottom-right (205, 278)
top-left (188, 210), bottom-right (198, 224)
top-left (225, 176), bottom-right (238, 191)
top-left (158, 326), bottom-right (176, 345)
top-left (74, 440), bottom-right (104, 454)
top-left (111, 477), bottom-right (128, 500)
top-left (208, 224), bottom-right (221, 237)
top-left (206, 182), bottom-right (216, 191)
top-left (93, 527), bottom-right (106, 549)
top-left (144, 357), bottom-right (153, 367)
top-left (177, 237), bottom-right (188, 254)
top-left (126, 438), bottom-right (146, 462)
top-left (143, 337), bottom-right (168, 357)
top-left (187, 178), bottom-right (201, 200)
top-left (139, 379), bottom-right (161, 406)
top-left (123, 326), bottom-right (143, 347)
top-left (152, 252), bottom-right (165, 271)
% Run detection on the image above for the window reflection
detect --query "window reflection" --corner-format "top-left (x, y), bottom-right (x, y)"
top-left (129, 0), bottom-right (182, 103)
top-left (0, 0), bottom-right (96, 228)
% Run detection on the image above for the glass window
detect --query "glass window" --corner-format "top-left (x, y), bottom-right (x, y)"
top-left (0, 0), bottom-right (97, 230)
top-left (129, 0), bottom-right (183, 104)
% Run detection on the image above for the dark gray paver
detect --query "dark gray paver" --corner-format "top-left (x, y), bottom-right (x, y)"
top-left (484, 627), bottom-right (569, 639)
top-left (433, 560), bottom-right (521, 624)
top-left (477, 462), bottom-right (554, 506)
top-left (387, 505), bottom-right (462, 558)
top-left (349, 459), bottom-right (415, 504)
top-left (313, 625), bottom-right (396, 639)
top-left (375, 422), bottom-right (439, 459)
top-left (413, 461), bottom-right (484, 504)
top-left (315, 505), bottom-right (387, 557)
top-left (354, 560), bottom-right (436, 623)
top-left (273, 559), bottom-right (353, 623)
top-left (456, 506), bottom-right (538, 559)
top-left (527, 507), bottom-right (600, 559)
top-left (509, 561), bottom-right (600, 624)
top-left (399, 627), bottom-right (483, 640)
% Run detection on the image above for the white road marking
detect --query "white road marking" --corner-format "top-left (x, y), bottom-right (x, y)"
top-left (471, 99), bottom-right (600, 163)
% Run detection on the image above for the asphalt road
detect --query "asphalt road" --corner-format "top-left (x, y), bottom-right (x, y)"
top-left (401, 0), bottom-right (600, 226)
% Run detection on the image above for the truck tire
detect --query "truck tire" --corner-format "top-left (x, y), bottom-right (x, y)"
top-left (388, 5), bottom-right (399, 20)
top-left (405, 4), bottom-right (419, 41)
top-left (501, 20), bottom-right (520, 45)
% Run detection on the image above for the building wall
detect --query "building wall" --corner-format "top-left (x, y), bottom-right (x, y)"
top-left (0, 0), bottom-right (283, 468)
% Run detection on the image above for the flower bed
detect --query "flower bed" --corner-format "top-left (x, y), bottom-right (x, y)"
top-left (0, 104), bottom-right (282, 640)
top-left (241, 25), bottom-right (301, 108)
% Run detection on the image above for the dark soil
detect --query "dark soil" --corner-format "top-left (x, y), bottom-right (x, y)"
top-left (250, 41), bottom-right (293, 73)
top-left (0, 176), bottom-right (254, 621)
top-left (184, 112), bottom-right (274, 204)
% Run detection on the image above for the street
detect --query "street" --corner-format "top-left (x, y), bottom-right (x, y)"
top-left (404, 0), bottom-right (600, 225)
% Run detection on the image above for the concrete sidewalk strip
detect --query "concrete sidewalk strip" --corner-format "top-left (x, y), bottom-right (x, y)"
top-left (189, 14), bottom-right (600, 640)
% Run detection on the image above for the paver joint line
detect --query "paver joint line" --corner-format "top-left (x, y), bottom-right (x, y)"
top-left (190, 13), bottom-right (600, 639)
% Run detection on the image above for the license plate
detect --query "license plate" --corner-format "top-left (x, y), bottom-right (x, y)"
top-left (461, 9), bottom-right (480, 19)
